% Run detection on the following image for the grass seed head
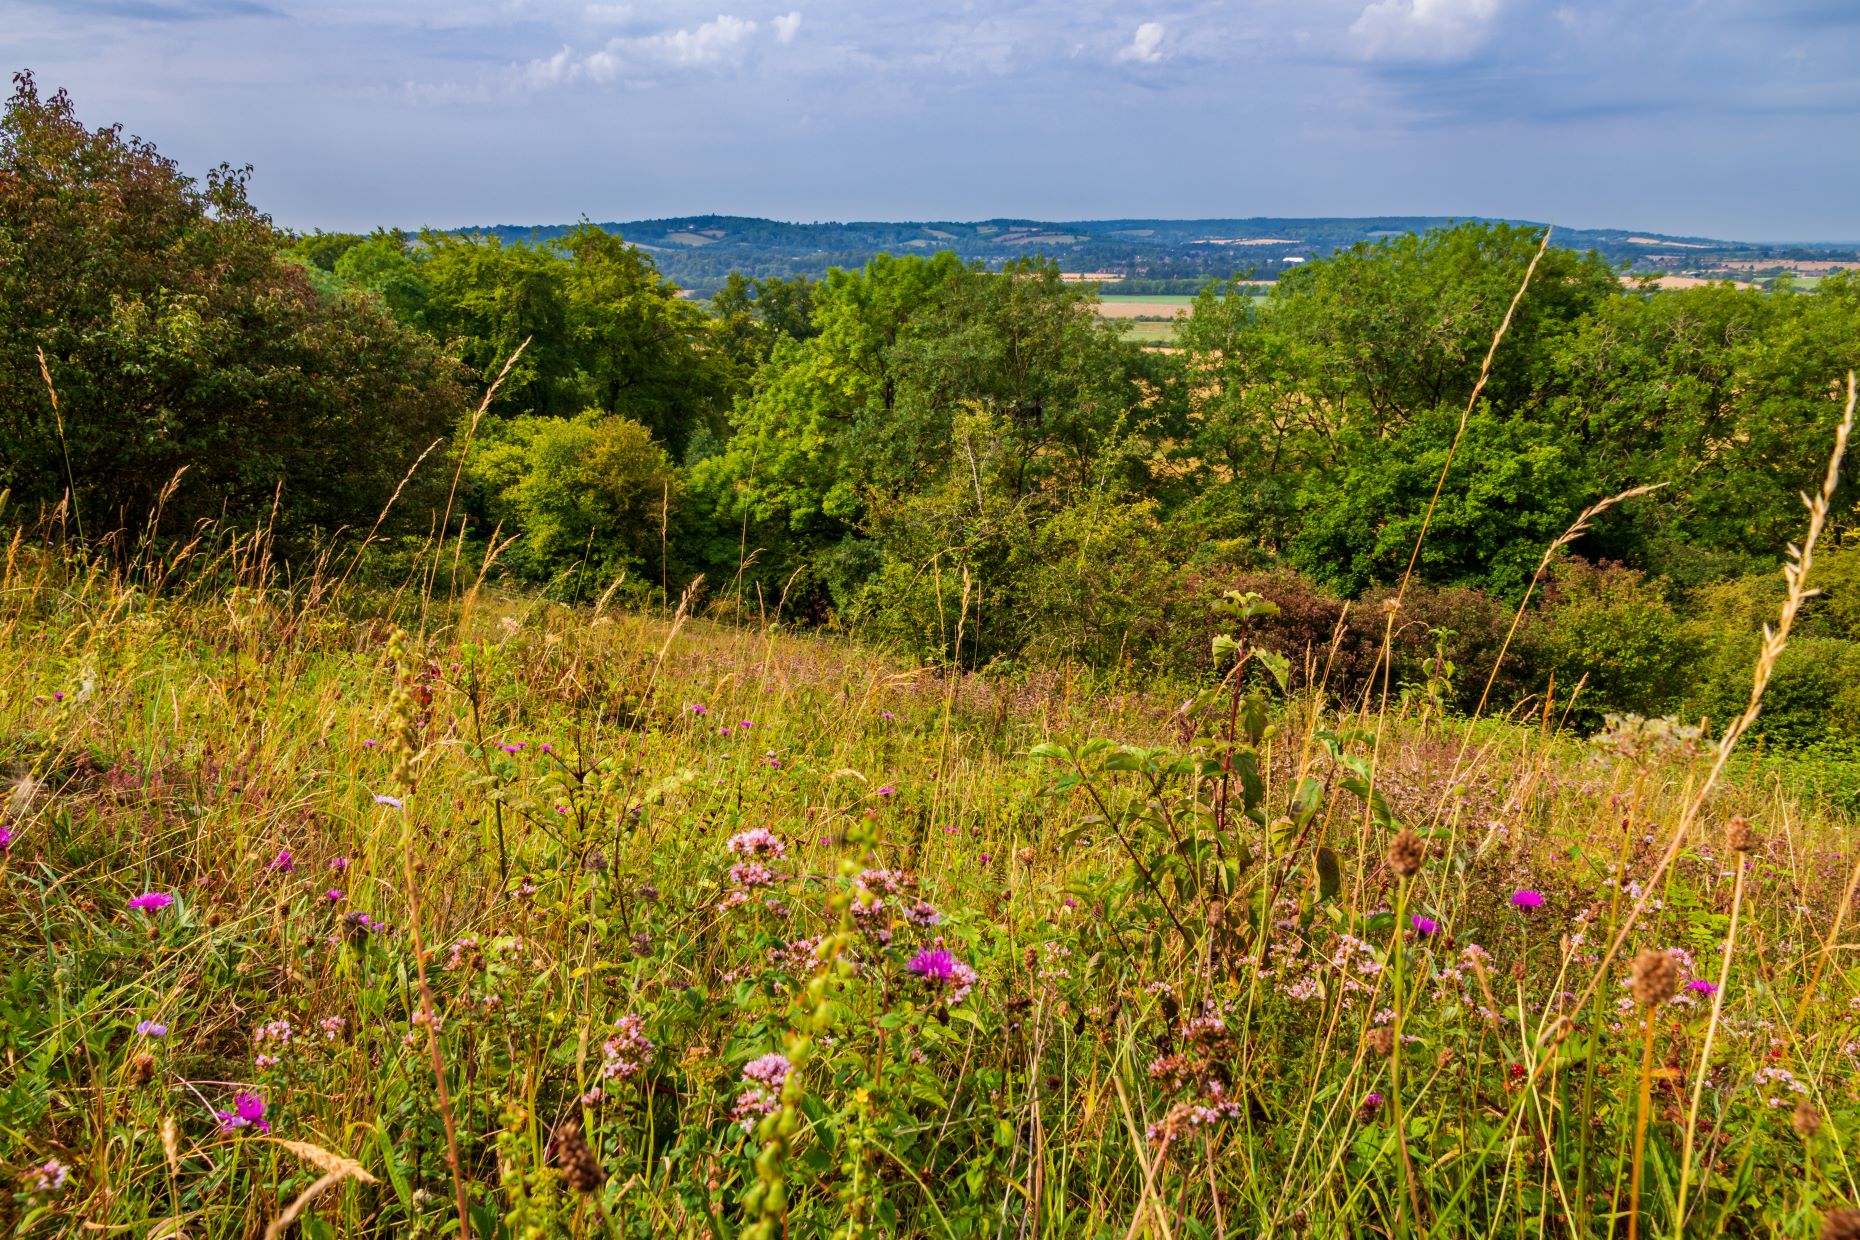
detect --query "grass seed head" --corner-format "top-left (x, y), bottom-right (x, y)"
top-left (550, 1121), bottom-right (605, 1195)
top-left (1630, 949), bottom-right (1681, 1009)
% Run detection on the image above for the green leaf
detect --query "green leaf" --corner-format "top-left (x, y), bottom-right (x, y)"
top-left (1315, 846), bottom-right (1343, 904)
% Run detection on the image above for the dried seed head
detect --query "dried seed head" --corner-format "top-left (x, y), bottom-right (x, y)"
top-left (1824, 1208), bottom-right (1860, 1240)
top-left (1387, 829), bottom-right (1425, 878)
top-left (1796, 1097), bottom-right (1824, 1140)
top-left (1365, 1026), bottom-right (1395, 1058)
top-left (1017, 847), bottom-right (1036, 866)
top-left (551, 1122), bottom-right (605, 1195)
top-left (131, 1051), bottom-right (156, 1086)
top-left (1630, 949), bottom-right (1682, 1009)
top-left (1727, 816), bottom-right (1756, 854)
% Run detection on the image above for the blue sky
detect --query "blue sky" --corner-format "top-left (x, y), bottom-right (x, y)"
top-left (6, 0), bottom-right (1857, 240)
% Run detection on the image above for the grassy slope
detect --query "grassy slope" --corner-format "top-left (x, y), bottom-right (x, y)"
top-left (3, 552), bottom-right (1859, 1236)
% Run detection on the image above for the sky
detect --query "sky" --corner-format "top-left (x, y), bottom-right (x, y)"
top-left (5, 0), bottom-right (1858, 240)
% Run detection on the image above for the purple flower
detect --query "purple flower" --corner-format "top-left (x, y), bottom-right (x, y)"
top-left (876, 786), bottom-right (896, 797)
top-left (53, 690), bottom-right (65, 702)
top-left (34, 1159), bottom-right (69, 1192)
top-left (1688, 979), bottom-right (1718, 994)
top-left (136, 1020), bottom-right (168, 1037)
top-left (1411, 914), bottom-right (1439, 936)
top-left (128, 892), bottom-right (174, 913)
top-left (328, 857), bottom-right (350, 871)
top-left (216, 1091), bottom-right (270, 1134)
top-left (362, 739), bottom-right (378, 748)
top-left (908, 948), bottom-right (957, 982)
top-left (324, 888), bottom-right (346, 903)
top-left (0, 824), bottom-right (12, 852)
top-left (1510, 890), bottom-right (1545, 910)
top-left (269, 850), bottom-right (294, 873)
top-left (980, 854), bottom-right (991, 865)
top-left (372, 794), bottom-right (403, 809)
top-left (739, 721), bottom-right (755, 730)
top-left (881, 711), bottom-right (895, 720)
top-left (687, 704), bottom-right (708, 715)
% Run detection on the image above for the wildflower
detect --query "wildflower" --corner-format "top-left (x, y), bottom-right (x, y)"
top-left (363, 739), bottom-right (380, 749)
top-left (727, 827), bottom-right (787, 859)
top-left (1630, 949), bottom-right (1682, 1009)
top-left (328, 856), bottom-right (350, 871)
top-left (877, 785), bottom-right (896, 797)
top-left (910, 949), bottom-right (956, 982)
top-left (1359, 1092), bottom-right (1384, 1119)
top-left (1687, 979), bottom-right (1718, 995)
top-left (904, 899), bottom-right (942, 927)
top-left (687, 704), bottom-right (708, 715)
top-left (372, 794), bottom-right (402, 809)
top-left (324, 888), bottom-right (346, 903)
top-left (599, 1014), bottom-right (653, 1080)
top-left (1387, 828), bottom-right (1425, 877)
top-left (34, 1159), bottom-right (69, 1192)
top-left (319, 1016), bottom-right (347, 1040)
top-left (881, 710), bottom-right (896, 720)
top-left (127, 892), bottom-right (174, 913)
top-left (136, 1020), bottom-right (168, 1037)
top-left (268, 850), bottom-right (294, 873)
top-left (0, 824), bottom-right (13, 852)
top-left (1411, 914), bottom-right (1439, 936)
top-left (342, 911), bottom-right (379, 945)
top-left (216, 1091), bottom-right (270, 1135)
top-left (1510, 890), bottom-right (1545, 910)
top-left (729, 862), bottom-right (775, 888)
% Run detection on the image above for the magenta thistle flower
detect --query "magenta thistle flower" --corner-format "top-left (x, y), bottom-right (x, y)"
top-left (269, 850), bottom-right (294, 873)
top-left (1688, 979), bottom-right (1718, 994)
top-left (328, 856), bottom-right (350, 871)
top-left (216, 1091), bottom-right (270, 1134)
top-left (876, 785), bottom-right (896, 797)
top-left (908, 948), bottom-right (957, 982)
top-left (1510, 890), bottom-right (1545, 910)
top-left (324, 888), bottom-right (346, 903)
top-left (0, 824), bottom-right (13, 852)
top-left (127, 892), bottom-right (174, 912)
top-left (1411, 914), bottom-right (1439, 936)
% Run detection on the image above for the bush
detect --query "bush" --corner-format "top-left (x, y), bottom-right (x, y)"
top-left (1538, 561), bottom-right (1701, 728)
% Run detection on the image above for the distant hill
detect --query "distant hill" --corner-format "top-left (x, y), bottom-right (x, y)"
top-left (454, 215), bottom-right (1860, 295)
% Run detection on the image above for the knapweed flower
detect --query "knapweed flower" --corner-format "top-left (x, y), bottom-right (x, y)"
top-left (1688, 979), bottom-right (1719, 995)
top-left (268, 850), bottom-right (294, 873)
top-left (324, 888), bottom-right (346, 903)
top-left (880, 711), bottom-right (895, 720)
top-left (216, 1091), bottom-right (270, 1134)
top-left (687, 704), bottom-right (708, 715)
top-left (328, 856), bottom-right (350, 871)
top-left (1411, 914), bottom-right (1439, 936)
top-left (0, 824), bottom-right (13, 852)
top-left (372, 794), bottom-right (403, 809)
top-left (127, 892), bottom-right (174, 913)
top-left (362, 739), bottom-right (378, 748)
top-left (909, 947), bottom-right (957, 982)
top-left (876, 785), bottom-right (896, 797)
top-left (1510, 890), bottom-right (1545, 910)
top-left (727, 827), bottom-right (787, 859)
top-left (34, 1159), bottom-right (69, 1192)
top-left (136, 1020), bottom-right (168, 1038)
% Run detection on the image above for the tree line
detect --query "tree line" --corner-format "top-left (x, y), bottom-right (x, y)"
top-left (5, 73), bottom-right (1859, 760)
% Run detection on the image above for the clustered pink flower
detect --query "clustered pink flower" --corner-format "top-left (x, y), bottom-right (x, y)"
top-left (598, 1014), bottom-right (654, 1083)
top-left (127, 892), bottom-right (174, 913)
top-left (730, 1053), bottom-right (793, 1132)
top-left (729, 862), bottom-right (776, 889)
top-left (727, 828), bottom-right (786, 859)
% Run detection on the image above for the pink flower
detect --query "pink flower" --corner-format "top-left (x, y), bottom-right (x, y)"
top-left (324, 888), bottom-right (346, 903)
top-left (128, 892), bottom-right (174, 912)
top-left (1510, 890), bottom-right (1545, 910)
top-left (216, 1091), bottom-right (270, 1134)
top-left (269, 850), bottom-right (294, 873)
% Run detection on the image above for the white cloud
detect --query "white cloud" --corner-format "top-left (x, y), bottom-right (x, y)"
top-left (1352, 0), bottom-right (1501, 61)
top-left (521, 13), bottom-right (769, 88)
top-left (772, 10), bottom-right (801, 45)
top-left (1116, 20), bottom-right (1165, 64)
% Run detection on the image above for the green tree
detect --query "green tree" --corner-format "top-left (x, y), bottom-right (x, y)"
top-left (0, 72), bottom-right (467, 540)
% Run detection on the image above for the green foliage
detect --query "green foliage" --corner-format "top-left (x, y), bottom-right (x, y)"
top-left (1539, 561), bottom-right (1701, 726)
top-left (0, 72), bottom-right (468, 538)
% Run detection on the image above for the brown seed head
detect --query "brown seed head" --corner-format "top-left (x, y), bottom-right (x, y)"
top-left (1365, 1026), bottom-right (1395, 1057)
top-left (1796, 1096), bottom-right (1824, 1139)
top-left (1388, 829), bottom-right (1425, 878)
top-left (551, 1122), bottom-right (605, 1195)
top-left (1017, 847), bottom-right (1036, 866)
top-left (1727, 816), bottom-right (1756, 854)
top-left (1823, 1208), bottom-right (1860, 1240)
top-left (131, 1051), bottom-right (156, 1086)
top-left (1630, 949), bottom-right (1682, 1009)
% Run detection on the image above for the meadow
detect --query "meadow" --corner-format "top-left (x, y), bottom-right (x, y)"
top-left (9, 400), bottom-right (1860, 1237)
